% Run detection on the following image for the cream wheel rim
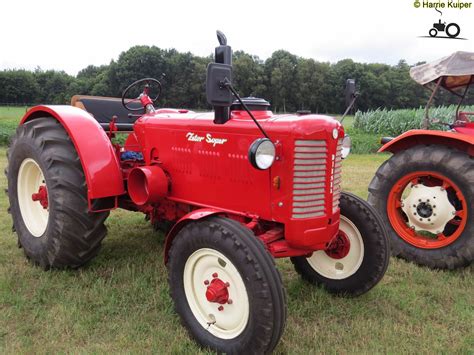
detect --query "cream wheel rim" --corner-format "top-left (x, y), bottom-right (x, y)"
top-left (307, 216), bottom-right (364, 280)
top-left (17, 158), bottom-right (49, 237)
top-left (183, 248), bottom-right (249, 339)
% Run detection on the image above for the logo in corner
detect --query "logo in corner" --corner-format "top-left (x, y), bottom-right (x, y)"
top-left (414, 1), bottom-right (471, 40)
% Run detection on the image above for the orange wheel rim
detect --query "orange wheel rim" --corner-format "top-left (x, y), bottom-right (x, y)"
top-left (387, 171), bottom-right (467, 249)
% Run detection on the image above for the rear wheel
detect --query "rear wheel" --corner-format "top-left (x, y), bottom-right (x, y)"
top-left (167, 216), bottom-right (286, 353)
top-left (6, 117), bottom-right (109, 269)
top-left (446, 23), bottom-right (460, 38)
top-left (368, 145), bottom-right (474, 269)
top-left (291, 192), bottom-right (390, 296)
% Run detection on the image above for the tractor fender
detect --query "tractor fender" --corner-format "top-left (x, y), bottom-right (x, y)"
top-left (379, 129), bottom-right (474, 156)
top-left (20, 105), bottom-right (125, 201)
top-left (164, 208), bottom-right (224, 264)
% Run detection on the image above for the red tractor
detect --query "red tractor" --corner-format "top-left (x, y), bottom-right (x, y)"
top-left (6, 32), bottom-right (389, 353)
top-left (369, 51), bottom-right (474, 270)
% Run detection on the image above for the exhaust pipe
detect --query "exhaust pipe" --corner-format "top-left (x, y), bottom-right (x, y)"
top-left (128, 166), bottom-right (169, 205)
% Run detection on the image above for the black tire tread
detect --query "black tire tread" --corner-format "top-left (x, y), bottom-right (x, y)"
top-left (292, 192), bottom-right (390, 297)
top-left (368, 144), bottom-right (474, 269)
top-left (167, 216), bottom-right (287, 354)
top-left (6, 117), bottom-right (109, 269)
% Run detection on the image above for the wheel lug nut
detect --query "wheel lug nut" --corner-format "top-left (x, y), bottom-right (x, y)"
top-left (413, 204), bottom-right (416, 208)
top-left (212, 273), bottom-right (218, 278)
top-left (204, 280), bottom-right (209, 285)
top-left (218, 306), bottom-right (224, 311)
top-left (227, 299), bottom-right (233, 304)
top-left (418, 199), bottom-right (422, 202)
top-left (225, 282), bottom-right (230, 287)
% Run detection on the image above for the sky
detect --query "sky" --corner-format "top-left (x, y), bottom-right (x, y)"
top-left (1, 0), bottom-right (473, 75)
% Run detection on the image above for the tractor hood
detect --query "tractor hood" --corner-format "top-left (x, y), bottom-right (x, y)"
top-left (132, 108), bottom-right (343, 251)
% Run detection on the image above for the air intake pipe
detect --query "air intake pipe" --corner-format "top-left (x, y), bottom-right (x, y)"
top-left (128, 166), bottom-right (169, 206)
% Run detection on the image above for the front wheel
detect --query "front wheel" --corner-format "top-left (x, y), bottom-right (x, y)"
top-left (167, 216), bottom-right (286, 353)
top-left (291, 192), bottom-right (390, 296)
top-left (429, 28), bottom-right (438, 37)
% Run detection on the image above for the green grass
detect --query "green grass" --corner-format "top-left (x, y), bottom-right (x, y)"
top-left (0, 107), bottom-right (28, 146)
top-left (0, 150), bottom-right (472, 353)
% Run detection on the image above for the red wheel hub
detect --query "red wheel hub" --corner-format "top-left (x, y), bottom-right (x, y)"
top-left (387, 171), bottom-right (467, 249)
top-left (32, 185), bottom-right (48, 209)
top-left (205, 277), bottom-right (230, 304)
top-left (325, 231), bottom-right (350, 259)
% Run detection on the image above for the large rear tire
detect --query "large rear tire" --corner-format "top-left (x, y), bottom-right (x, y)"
top-left (6, 117), bottom-right (109, 269)
top-left (368, 145), bottom-right (474, 269)
top-left (167, 216), bottom-right (287, 353)
top-left (291, 192), bottom-right (390, 296)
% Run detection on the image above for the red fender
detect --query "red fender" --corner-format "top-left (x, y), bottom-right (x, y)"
top-left (379, 129), bottom-right (474, 156)
top-left (164, 208), bottom-right (224, 264)
top-left (20, 105), bottom-right (125, 201)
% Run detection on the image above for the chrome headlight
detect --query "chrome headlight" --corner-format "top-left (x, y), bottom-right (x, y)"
top-left (341, 134), bottom-right (351, 159)
top-left (248, 138), bottom-right (276, 170)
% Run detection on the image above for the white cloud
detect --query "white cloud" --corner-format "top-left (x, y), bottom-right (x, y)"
top-left (1, 0), bottom-right (473, 75)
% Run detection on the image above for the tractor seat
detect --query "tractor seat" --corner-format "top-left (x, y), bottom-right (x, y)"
top-left (71, 95), bottom-right (143, 125)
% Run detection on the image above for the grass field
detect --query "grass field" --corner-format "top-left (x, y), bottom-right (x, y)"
top-left (0, 107), bottom-right (28, 146)
top-left (1, 148), bottom-right (472, 353)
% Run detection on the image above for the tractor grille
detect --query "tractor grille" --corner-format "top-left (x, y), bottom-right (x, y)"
top-left (292, 140), bottom-right (328, 219)
top-left (332, 139), bottom-right (343, 212)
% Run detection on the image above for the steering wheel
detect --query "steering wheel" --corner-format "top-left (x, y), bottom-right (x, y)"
top-left (121, 77), bottom-right (162, 112)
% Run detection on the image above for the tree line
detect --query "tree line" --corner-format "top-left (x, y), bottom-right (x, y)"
top-left (1, 46), bottom-right (472, 113)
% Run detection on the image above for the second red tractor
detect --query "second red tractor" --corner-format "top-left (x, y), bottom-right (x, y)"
top-left (369, 51), bottom-right (474, 270)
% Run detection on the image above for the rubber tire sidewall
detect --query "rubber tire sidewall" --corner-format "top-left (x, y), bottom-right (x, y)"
top-left (368, 145), bottom-right (474, 269)
top-left (167, 216), bottom-right (286, 354)
top-left (291, 192), bottom-right (390, 296)
top-left (7, 118), bottom-right (109, 269)
top-left (8, 128), bottom-right (56, 264)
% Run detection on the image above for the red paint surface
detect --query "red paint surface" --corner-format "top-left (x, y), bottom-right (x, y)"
top-left (379, 129), bottom-right (474, 156)
top-left (32, 185), bottom-right (48, 209)
top-left (21, 104), bottom-right (345, 260)
top-left (20, 106), bottom-right (125, 199)
top-left (205, 278), bottom-right (230, 304)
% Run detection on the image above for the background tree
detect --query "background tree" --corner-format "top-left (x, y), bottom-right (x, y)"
top-left (1, 46), bottom-right (472, 111)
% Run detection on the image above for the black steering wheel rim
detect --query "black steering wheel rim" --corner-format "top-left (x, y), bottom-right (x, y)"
top-left (121, 77), bottom-right (162, 112)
